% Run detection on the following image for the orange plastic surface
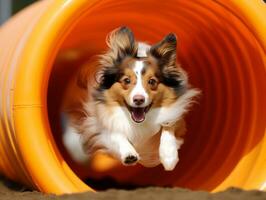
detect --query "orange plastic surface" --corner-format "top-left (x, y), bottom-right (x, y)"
top-left (0, 0), bottom-right (265, 195)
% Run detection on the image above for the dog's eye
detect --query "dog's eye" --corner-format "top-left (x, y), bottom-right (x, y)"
top-left (148, 78), bottom-right (158, 90)
top-left (123, 77), bottom-right (131, 85)
top-left (148, 78), bottom-right (157, 86)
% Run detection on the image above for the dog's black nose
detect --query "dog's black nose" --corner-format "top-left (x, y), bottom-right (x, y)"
top-left (133, 95), bottom-right (145, 105)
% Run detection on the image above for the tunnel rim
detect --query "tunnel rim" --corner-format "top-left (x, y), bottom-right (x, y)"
top-left (10, 0), bottom-right (266, 194)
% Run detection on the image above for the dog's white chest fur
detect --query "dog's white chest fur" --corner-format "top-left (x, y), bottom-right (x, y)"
top-left (108, 106), bottom-right (161, 144)
top-left (100, 106), bottom-right (163, 167)
top-left (85, 103), bottom-right (161, 145)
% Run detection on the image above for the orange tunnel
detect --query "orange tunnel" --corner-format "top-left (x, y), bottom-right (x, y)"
top-left (0, 0), bottom-right (265, 195)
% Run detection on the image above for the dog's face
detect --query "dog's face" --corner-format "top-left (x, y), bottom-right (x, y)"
top-left (85, 27), bottom-right (188, 123)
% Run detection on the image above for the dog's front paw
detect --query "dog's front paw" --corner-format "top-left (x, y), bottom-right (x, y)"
top-left (159, 145), bottom-right (179, 171)
top-left (122, 152), bottom-right (139, 166)
top-left (124, 155), bottom-right (138, 164)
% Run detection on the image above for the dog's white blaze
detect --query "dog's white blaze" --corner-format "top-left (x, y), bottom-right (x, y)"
top-left (129, 61), bottom-right (149, 106)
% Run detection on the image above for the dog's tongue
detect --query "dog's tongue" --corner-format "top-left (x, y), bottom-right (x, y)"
top-left (131, 107), bottom-right (145, 123)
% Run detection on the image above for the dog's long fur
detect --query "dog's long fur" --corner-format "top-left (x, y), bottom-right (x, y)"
top-left (62, 27), bottom-right (200, 170)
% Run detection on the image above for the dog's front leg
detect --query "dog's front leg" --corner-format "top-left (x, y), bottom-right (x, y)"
top-left (100, 132), bottom-right (139, 166)
top-left (159, 125), bottom-right (184, 171)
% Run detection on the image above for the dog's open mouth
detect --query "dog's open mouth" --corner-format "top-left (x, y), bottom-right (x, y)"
top-left (125, 102), bottom-right (152, 123)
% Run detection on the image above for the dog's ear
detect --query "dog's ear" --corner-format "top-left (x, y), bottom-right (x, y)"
top-left (151, 34), bottom-right (187, 93)
top-left (96, 27), bottom-right (137, 69)
top-left (106, 26), bottom-right (137, 63)
top-left (95, 27), bottom-right (137, 90)
top-left (150, 33), bottom-right (177, 69)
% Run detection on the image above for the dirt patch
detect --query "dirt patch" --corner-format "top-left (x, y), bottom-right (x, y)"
top-left (1, 176), bottom-right (266, 200)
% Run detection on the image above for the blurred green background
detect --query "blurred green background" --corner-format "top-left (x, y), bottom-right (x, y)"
top-left (12, 0), bottom-right (36, 14)
top-left (0, 0), bottom-right (36, 25)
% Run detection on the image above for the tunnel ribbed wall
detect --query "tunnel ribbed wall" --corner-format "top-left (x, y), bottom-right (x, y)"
top-left (0, 0), bottom-right (265, 194)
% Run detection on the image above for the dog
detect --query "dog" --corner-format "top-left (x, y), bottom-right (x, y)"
top-left (62, 27), bottom-right (200, 171)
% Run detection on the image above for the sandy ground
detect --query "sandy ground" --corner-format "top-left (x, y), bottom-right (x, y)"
top-left (1, 176), bottom-right (266, 200)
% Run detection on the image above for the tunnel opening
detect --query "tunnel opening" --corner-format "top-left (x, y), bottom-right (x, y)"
top-left (46, 0), bottom-right (266, 192)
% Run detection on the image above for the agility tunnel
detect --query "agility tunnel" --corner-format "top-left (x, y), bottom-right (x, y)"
top-left (0, 0), bottom-right (265, 195)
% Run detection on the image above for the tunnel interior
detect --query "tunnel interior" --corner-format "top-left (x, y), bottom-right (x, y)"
top-left (46, 0), bottom-right (266, 191)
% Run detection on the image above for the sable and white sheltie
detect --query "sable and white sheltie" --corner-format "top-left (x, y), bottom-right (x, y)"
top-left (62, 27), bottom-right (200, 171)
